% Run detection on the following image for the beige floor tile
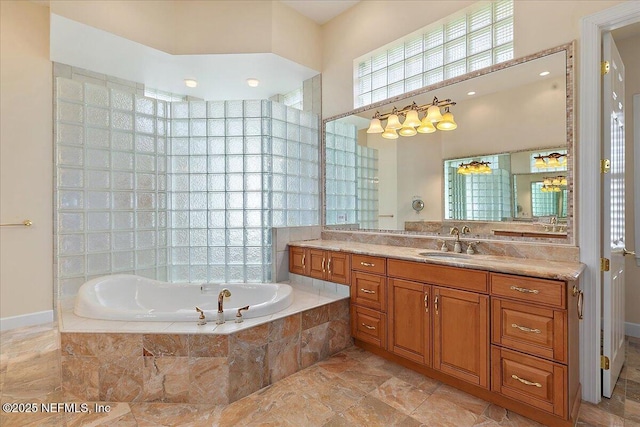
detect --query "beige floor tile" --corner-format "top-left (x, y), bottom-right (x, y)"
top-left (430, 384), bottom-right (490, 415)
top-left (129, 402), bottom-right (223, 426)
top-left (579, 402), bottom-right (625, 426)
top-left (368, 376), bottom-right (429, 415)
top-left (335, 395), bottom-right (409, 426)
top-left (410, 394), bottom-right (479, 427)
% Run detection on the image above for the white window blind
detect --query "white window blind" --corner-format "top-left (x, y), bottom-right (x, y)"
top-left (354, 0), bottom-right (514, 108)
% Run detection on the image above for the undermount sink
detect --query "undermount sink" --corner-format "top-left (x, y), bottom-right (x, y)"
top-left (417, 251), bottom-right (472, 258)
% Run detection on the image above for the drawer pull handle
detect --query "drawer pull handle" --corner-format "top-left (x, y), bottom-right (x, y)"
top-left (360, 288), bottom-right (376, 294)
top-left (327, 258), bottom-right (332, 274)
top-left (361, 323), bottom-right (376, 330)
top-left (302, 254), bottom-right (306, 268)
top-left (577, 289), bottom-right (584, 320)
top-left (424, 293), bottom-right (429, 313)
top-left (511, 374), bottom-right (542, 388)
top-left (511, 323), bottom-right (541, 334)
top-left (434, 295), bottom-right (439, 314)
top-left (510, 285), bottom-right (539, 295)
top-left (360, 261), bottom-right (375, 267)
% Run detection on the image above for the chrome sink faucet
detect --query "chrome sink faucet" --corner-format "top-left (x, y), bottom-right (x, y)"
top-left (217, 288), bottom-right (231, 324)
top-left (449, 227), bottom-right (462, 253)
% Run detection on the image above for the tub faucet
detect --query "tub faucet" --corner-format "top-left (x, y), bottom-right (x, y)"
top-left (217, 289), bottom-right (231, 324)
top-left (195, 306), bottom-right (206, 325)
top-left (235, 306), bottom-right (250, 323)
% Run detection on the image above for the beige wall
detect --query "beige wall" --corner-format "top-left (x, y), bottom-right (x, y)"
top-left (0, 1), bottom-right (53, 319)
top-left (617, 34), bottom-right (640, 326)
top-left (321, 0), bottom-right (624, 118)
top-left (50, 0), bottom-right (321, 70)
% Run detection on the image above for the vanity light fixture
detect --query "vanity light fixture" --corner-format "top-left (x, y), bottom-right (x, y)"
top-left (456, 161), bottom-right (492, 175)
top-left (184, 79), bottom-right (198, 88)
top-left (246, 78), bottom-right (260, 87)
top-left (533, 152), bottom-right (567, 169)
top-left (541, 175), bottom-right (567, 192)
top-left (366, 97), bottom-right (457, 140)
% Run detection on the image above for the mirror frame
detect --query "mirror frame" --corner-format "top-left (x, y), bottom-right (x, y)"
top-left (320, 41), bottom-right (575, 245)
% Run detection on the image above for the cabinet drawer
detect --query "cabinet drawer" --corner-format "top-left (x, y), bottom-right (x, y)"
top-left (352, 254), bottom-right (386, 275)
top-left (388, 259), bottom-right (488, 293)
top-left (491, 347), bottom-right (567, 418)
top-left (491, 273), bottom-right (566, 309)
top-left (492, 299), bottom-right (567, 363)
top-left (351, 272), bottom-right (387, 312)
top-left (351, 305), bottom-right (386, 349)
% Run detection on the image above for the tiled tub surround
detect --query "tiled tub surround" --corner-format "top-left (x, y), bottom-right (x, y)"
top-left (322, 229), bottom-right (581, 263)
top-left (60, 287), bottom-right (351, 405)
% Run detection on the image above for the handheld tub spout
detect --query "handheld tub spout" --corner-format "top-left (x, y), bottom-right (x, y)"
top-left (216, 288), bottom-right (231, 324)
top-left (195, 306), bottom-right (206, 325)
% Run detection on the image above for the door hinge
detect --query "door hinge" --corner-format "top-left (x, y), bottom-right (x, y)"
top-left (601, 258), bottom-right (610, 272)
top-left (602, 61), bottom-right (610, 75)
top-left (601, 159), bottom-right (611, 173)
top-left (601, 355), bottom-right (610, 370)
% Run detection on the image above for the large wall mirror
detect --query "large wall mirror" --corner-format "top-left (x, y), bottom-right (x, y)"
top-left (322, 43), bottom-right (574, 244)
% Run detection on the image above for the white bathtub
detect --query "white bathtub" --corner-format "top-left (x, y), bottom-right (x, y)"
top-left (73, 274), bottom-right (294, 322)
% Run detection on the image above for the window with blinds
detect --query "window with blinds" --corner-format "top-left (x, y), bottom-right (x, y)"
top-left (354, 0), bottom-right (514, 108)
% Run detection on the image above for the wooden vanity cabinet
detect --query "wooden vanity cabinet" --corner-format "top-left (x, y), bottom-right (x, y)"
top-left (350, 254), bottom-right (387, 349)
top-left (388, 278), bottom-right (431, 366)
top-left (289, 248), bottom-right (350, 285)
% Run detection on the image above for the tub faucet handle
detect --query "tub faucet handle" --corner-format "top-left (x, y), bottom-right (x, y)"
top-left (195, 306), bottom-right (206, 325)
top-left (235, 306), bottom-right (250, 323)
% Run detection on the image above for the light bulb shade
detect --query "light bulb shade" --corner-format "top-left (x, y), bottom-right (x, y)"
top-left (417, 117), bottom-right (436, 133)
top-left (553, 186), bottom-right (561, 192)
top-left (541, 186), bottom-right (548, 193)
top-left (366, 118), bottom-right (384, 133)
top-left (543, 178), bottom-right (551, 186)
top-left (404, 110), bottom-right (421, 127)
top-left (425, 105), bottom-right (443, 123)
top-left (561, 177), bottom-right (568, 186)
top-left (386, 114), bottom-right (402, 130)
top-left (535, 158), bottom-right (546, 168)
top-left (548, 157), bottom-right (560, 167)
top-left (436, 111), bottom-right (457, 130)
top-left (398, 124), bottom-right (417, 136)
top-left (552, 178), bottom-right (561, 186)
top-left (381, 127), bottom-right (399, 139)
top-left (457, 165), bottom-right (465, 174)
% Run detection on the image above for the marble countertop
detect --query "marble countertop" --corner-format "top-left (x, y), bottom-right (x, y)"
top-left (288, 239), bottom-right (585, 282)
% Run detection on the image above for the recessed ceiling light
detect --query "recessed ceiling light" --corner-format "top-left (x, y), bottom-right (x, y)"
top-left (539, 71), bottom-right (550, 76)
top-left (467, 91), bottom-right (476, 96)
top-left (184, 79), bottom-right (198, 88)
top-left (246, 78), bottom-right (260, 87)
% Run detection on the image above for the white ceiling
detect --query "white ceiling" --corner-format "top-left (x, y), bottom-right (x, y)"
top-left (280, 0), bottom-right (360, 24)
top-left (50, 14), bottom-right (319, 101)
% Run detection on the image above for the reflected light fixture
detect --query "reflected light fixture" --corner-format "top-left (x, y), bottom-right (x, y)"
top-left (366, 97), bottom-right (457, 139)
top-left (184, 79), bottom-right (198, 88)
top-left (456, 161), bottom-right (492, 175)
top-left (246, 78), bottom-right (260, 87)
top-left (541, 175), bottom-right (567, 192)
top-left (534, 152), bottom-right (567, 169)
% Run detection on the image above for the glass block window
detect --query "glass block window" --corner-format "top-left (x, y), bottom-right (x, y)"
top-left (325, 121), bottom-right (358, 225)
top-left (144, 88), bottom-right (188, 102)
top-left (354, 0), bottom-right (514, 108)
top-left (531, 182), bottom-right (567, 217)
top-left (445, 154), bottom-right (512, 221)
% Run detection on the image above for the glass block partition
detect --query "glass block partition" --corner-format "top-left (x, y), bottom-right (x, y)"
top-left (55, 81), bottom-right (320, 293)
top-left (356, 145), bottom-right (379, 229)
top-left (325, 121), bottom-right (358, 225)
top-left (55, 78), bottom-right (169, 295)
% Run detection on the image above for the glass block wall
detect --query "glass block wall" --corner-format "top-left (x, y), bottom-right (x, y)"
top-left (356, 145), bottom-right (379, 229)
top-left (55, 78), bottom-right (169, 295)
top-left (56, 82), bottom-right (320, 293)
top-left (325, 121), bottom-right (358, 225)
top-left (445, 154), bottom-right (512, 221)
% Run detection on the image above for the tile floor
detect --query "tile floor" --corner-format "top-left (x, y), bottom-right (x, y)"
top-left (1, 323), bottom-right (639, 426)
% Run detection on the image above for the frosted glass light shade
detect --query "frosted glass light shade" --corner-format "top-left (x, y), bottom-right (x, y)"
top-left (436, 110), bottom-right (457, 130)
top-left (367, 118), bottom-right (384, 133)
top-left (398, 124), bottom-right (417, 136)
top-left (417, 117), bottom-right (436, 133)
top-left (404, 110), bottom-right (421, 127)
top-left (535, 157), bottom-right (546, 168)
top-left (381, 127), bottom-right (399, 139)
top-left (425, 105), bottom-right (443, 123)
top-left (386, 114), bottom-right (402, 130)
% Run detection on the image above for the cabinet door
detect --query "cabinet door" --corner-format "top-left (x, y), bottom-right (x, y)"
top-left (433, 287), bottom-right (489, 388)
top-left (328, 251), bottom-right (350, 285)
top-left (289, 247), bottom-right (307, 275)
top-left (307, 249), bottom-right (327, 280)
top-left (389, 279), bottom-right (431, 366)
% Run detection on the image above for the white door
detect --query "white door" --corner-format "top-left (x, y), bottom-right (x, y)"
top-left (602, 32), bottom-right (626, 398)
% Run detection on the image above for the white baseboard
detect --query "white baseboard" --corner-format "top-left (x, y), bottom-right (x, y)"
top-left (0, 310), bottom-right (54, 331)
top-left (626, 322), bottom-right (640, 339)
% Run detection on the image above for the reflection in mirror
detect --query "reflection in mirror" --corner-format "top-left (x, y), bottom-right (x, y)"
top-left (323, 45), bottom-right (573, 242)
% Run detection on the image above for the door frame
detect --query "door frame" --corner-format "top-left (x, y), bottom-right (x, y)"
top-left (579, 2), bottom-right (640, 404)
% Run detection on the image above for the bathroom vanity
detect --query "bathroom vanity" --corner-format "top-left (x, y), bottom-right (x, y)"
top-left (289, 240), bottom-right (584, 427)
